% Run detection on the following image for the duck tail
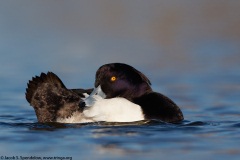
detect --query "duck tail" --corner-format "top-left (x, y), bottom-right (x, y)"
top-left (25, 72), bottom-right (66, 104)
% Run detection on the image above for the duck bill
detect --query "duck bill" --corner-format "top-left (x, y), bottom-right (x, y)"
top-left (83, 85), bottom-right (106, 107)
top-left (89, 85), bottom-right (106, 98)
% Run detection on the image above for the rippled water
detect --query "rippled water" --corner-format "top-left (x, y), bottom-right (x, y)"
top-left (1, 1), bottom-right (240, 160)
top-left (2, 115), bottom-right (240, 160)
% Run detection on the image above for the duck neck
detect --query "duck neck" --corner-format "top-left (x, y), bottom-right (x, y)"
top-left (122, 83), bottom-right (152, 101)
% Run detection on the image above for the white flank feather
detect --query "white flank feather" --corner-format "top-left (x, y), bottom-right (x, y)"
top-left (83, 95), bottom-right (144, 122)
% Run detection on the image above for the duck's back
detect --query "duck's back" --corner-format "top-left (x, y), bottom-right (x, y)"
top-left (133, 92), bottom-right (184, 122)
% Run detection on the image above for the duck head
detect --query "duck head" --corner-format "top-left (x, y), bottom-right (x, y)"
top-left (94, 63), bottom-right (152, 100)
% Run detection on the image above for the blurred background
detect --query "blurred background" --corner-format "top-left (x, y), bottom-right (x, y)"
top-left (0, 0), bottom-right (240, 111)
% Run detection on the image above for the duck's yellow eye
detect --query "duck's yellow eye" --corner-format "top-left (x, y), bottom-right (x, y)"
top-left (110, 76), bottom-right (117, 82)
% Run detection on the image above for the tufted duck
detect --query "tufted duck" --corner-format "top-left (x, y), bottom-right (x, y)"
top-left (82, 63), bottom-right (184, 123)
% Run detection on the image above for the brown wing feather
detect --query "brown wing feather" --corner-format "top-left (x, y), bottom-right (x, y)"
top-left (25, 72), bottom-right (82, 123)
